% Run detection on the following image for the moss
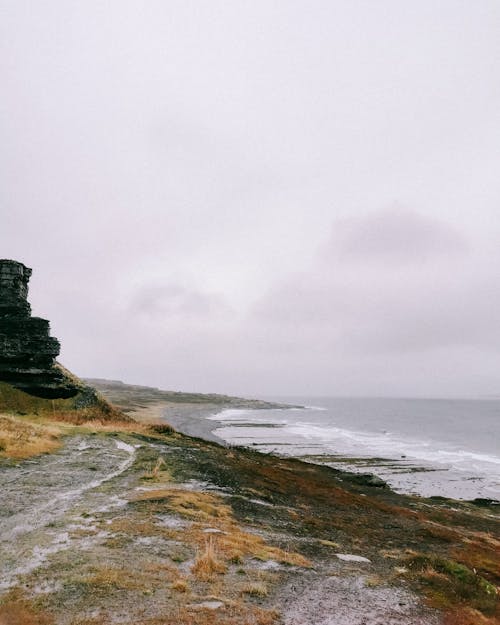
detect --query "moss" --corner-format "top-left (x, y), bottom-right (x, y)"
top-left (406, 555), bottom-right (498, 614)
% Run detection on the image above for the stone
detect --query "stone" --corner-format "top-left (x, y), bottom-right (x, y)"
top-left (0, 259), bottom-right (80, 398)
top-left (346, 473), bottom-right (388, 488)
top-left (335, 553), bottom-right (371, 563)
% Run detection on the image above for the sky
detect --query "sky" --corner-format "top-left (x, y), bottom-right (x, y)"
top-left (1, 1), bottom-right (499, 397)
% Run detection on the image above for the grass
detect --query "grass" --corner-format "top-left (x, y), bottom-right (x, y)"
top-left (0, 380), bottom-right (177, 459)
top-left (241, 582), bottom-right (269, 597)
top-left (131, 489), bottom-right (233, 521)
top-left (192, 535), bottom-right (227, 580)
top-left (0, 381), bottom-right (126, 422)
top-left (131, 486), bottom-right (311, 568)
top-left (406, 554), bottom-right (498, 616)
top-left (77, 562), bottom-right (177, 596)
top-left (0, 415), bottom-right (61, 458)
top-left (142, 457), bottom-right (170, 481)
top-left (442, 607), bottom-right (499, 625)
top-left (66, 606), bottom-right (280, 625)
top-left (0, 589), bottom-right (54, 625)
top-left (171, 578), bottom-right (189, 593)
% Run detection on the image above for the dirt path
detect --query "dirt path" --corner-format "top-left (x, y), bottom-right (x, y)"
top-left (0, 435), bottom-right (136, 591)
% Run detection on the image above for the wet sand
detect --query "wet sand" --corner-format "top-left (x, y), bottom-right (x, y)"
top-left (129, 400), bottom-right (227, 443)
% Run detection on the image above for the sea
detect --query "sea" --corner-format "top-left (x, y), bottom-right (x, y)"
top-left (206, 397), bottom-right (500, 501)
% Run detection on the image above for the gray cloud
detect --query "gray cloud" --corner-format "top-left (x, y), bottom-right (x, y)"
top-left (323, 208), bottom-right (468, 265)
top-left (252, 209), bottom-right (500, 357)
top-left (130, 284), bottom-right (231, 319)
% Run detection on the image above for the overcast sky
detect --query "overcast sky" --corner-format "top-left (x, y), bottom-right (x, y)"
top-left (1, 1), bottom-right (499, 397)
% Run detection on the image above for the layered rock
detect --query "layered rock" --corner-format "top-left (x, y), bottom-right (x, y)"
top-left (0, 259), bottom-right (79, 398)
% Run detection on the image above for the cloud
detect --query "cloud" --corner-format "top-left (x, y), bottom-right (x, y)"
top-left (251, 209), bottom-right (499, 357)
top-left (322, 208), bottom-right (468, 265)
top-left (129, 284), bottom-right (231, 320)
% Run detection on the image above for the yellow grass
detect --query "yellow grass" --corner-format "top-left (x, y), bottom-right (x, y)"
top-left (192, 535), bottom-right (227, 581)
top-left (142, 457), bottom-right (171, 481)
top-left (133, 486), bottom-right (311, 569)
top-left (0, 415), bottom-right (61, 459)
top-left (241, 582), bottom-right (268, 597)
top-left (171, 578), bottom-right (189, 592)
top-left (80, 562), bottom-right (176, 594)
top-left (132, 489), bottom-right (233, 521)
top-left (0, 589), bottom-right (54, 625)
top-left (180, 515), bottom-right (311, 568)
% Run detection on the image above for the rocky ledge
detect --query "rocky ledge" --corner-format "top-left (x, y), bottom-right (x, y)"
top-left (0, 259), bottom-right (80, 398)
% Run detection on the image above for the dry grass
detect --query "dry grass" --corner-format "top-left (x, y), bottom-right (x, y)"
top-left (79, 562), bottom-right (176, 594)
top-left (68, 605), bottom-right (280, 625)
top-left (171, 578), bottom-right (189, 592)
top-left (142, 457), bottom-right (170, 481)
top-left (442, 607), bottom-right (499, 625)
top-left (241, 582), bottom-right (269, 597)
top-left (181, 516), bottom-right (310, 568)
top-left (0, 415), bottom-right (61, 458)
top-left (0, 408), bottom-right (157, 459)
top-left (0, 381), bottom-right (144, 460)
top-left (80, 566), bottom-right (148, 592)
top-left (319, 539), bottom-right (340, 548)
top-left (192, 535), bottom-right (227, 580)
top-left (0, 381), bottom-right (128, 422)
top-left (132, 488), bottom-right (233, 521)
top-left (107, 516), bottom-right (175, 539)
top-left (0, 590), bottom-right (54, 625)
top-left (132, 485), bottom-right (311, 569)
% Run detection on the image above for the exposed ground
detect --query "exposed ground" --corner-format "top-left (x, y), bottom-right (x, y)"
top-left (0, 382), bottom-right (498, 625)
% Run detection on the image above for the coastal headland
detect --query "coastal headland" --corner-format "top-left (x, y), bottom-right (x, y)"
top-left (0, 378), bottom-right (498, 625)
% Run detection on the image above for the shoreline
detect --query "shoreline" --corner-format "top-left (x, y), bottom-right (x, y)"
top-left (154, 402), bottom-right (500, 503)
top-left (157, 402), bottom-right (227, 443)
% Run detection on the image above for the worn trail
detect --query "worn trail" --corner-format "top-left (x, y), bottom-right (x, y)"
top-left (0, 435), bottom-right (136, 590)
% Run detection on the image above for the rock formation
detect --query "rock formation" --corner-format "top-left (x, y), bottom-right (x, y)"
top-left (0, 259), bottom-right (80, 398)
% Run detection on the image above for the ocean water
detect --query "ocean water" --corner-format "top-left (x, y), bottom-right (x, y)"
top-left (207, 397), bottom-right (500, 500)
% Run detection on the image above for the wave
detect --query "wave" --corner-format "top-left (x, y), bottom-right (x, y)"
top-left (282, 421), bottom-right (500, 476)
top-left (207, 402), bottom-right (500, 498)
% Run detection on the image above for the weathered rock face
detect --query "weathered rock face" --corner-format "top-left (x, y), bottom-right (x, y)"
top-left (0, 259), bottom-right (79, 398)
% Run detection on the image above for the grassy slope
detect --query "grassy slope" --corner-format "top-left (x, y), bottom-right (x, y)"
top-left (0, 381), bottom-right (133, 458)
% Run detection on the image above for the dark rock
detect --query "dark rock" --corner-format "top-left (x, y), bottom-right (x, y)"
top-left (345, 473), bottom-right (389, 488)
top-left (470, 498), bottom-right (499, 508)
top-left (0, 259), bottom-right (80, 398)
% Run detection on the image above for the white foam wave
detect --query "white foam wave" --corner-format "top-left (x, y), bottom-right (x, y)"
top-left (208, 408), bottom-right (289, 425)
top-left (283, 422), bottom-right (500, 475)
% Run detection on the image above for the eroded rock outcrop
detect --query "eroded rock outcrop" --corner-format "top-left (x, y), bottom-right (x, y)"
top-left (0, 259), bottom-right (80, 398)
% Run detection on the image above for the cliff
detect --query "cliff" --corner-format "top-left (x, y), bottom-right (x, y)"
top-left (0, 259), bottom-right (80, 398)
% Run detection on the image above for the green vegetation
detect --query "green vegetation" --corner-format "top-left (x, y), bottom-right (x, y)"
top-left (407, 554), bottom-right (498, 614)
